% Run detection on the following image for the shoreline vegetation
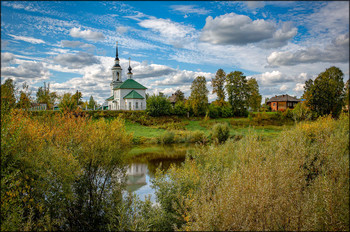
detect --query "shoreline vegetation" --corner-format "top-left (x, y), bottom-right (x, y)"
top-left (1, 108), bottom-right (349, 230)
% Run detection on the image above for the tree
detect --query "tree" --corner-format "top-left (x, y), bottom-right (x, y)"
top-left (174, 89), bottom-right (185, 103)
top-left (303, 66), bottom-right (345, 117)
top-left (212, 69), bottom-right (226, 105)
top-left (59, 93), bottom-right (77, 111)
top-left (36, 82), bottom-right (57, 109)
top-left (146, 94), bottom-right (172, 116)
top-left (344, 79), bottom-right (349, 110)
top-left (226, 71), bottom-right (249, 116)
top-left (246, 78), bottom-right (262, 112)
top-left (189, 76), bottom-right (209, 116)
top-left (1, 79), bottom-right (17, 113)
top-left (88, 95), bottom-right (97, 110)
top-left (17, 82), bottom-right (32, 110)
top-left (72, 90), bottom-right (83, 106)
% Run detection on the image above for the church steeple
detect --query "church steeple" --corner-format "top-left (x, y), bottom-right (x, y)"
top-left (111, 41), bottom-right (122, 83)
top-left (127, 57), bottom-right (133, 79)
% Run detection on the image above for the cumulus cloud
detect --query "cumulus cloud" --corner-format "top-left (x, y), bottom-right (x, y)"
top-left (53, 52), bottom-right (100, 69)
top-left (69, 27), bottom-right (105, 41)
top-left (138, 18), bottom-right (195, 39)
top-left (1, 61), bottom-right (51, 81)
top-left (259, 22), bottom-right (298, 48)
top-left (8, 34), bottom-right (45, 44)
top-left (1, 52), bottom-right (15, 64)
top-left (294, 83), bottom-right (305, 92)
top-left (200, 13), bottom-right (297, 47)
top-left (60, 40), bottom-right (96, 51)
top-left (267, 33), bottom-right (349, 66)
top-left (256, 71), bottom-right (309, 86)
top-left (154, 70), bottom-right (213, 86)
top-left (279, 84), bottom-right (288, 91)
top-left (170, 5), bottom-right (211, 15)
top-left (132, 62), bottom-right (176, 79)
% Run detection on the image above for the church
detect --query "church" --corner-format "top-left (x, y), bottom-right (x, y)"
top-left (106, 42), bottom-right (147, 110)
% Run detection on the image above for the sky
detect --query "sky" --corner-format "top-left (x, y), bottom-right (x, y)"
top-left (1, 1), bottom-right (349, 104)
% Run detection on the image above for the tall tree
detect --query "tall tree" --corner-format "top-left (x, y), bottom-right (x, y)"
top-left (189, 76), bottom-right (209, 116)
top-left (174, 89), bottom-right (185, 102)
top-left (303, 66), bottom-right (345, 117)
top-left (72, 90), bottom-right (83, 106)
top-left (59, 93), bottom-right (77, 111)
top-left (212, 69), bottom-right (226, 105)
top-left (36, 82), bottom-right (57, 109)
top-left (88, 95), bottom-right (97, 110)
top-left (246, 78), bottom-right (262, 112)
top-left (17, 82), bottom-right (32, 110)
top-left (1, 79), bottom-right (17, 113)
top-left (225, 71), bottom-right (249, 116)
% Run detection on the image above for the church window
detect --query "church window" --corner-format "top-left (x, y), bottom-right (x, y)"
top-left (141, 102), bottom-right (142, 109)
top-left (129, 102), bottom-right (131, 110)
top-left (136, 102), bottom-right (138, 109)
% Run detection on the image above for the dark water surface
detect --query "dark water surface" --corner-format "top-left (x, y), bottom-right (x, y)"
top-left (125, 143), bottom-right (195, 202)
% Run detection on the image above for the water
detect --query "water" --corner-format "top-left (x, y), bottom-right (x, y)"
top-left (125, 144), bottom-right (193, 202)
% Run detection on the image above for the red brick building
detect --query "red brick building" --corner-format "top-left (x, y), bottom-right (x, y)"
top-left (267, 94), bottom-right (300, 111)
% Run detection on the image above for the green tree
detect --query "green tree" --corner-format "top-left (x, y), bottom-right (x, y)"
top-left (1, 79), bottom-right (17, 113)
top-left (172, 100), bottom-right (187, 116)
top-left (226, 71), bottom-right (249, 116)
top-left (17, 83), bottom-right (32, 110)
top-left (36, 82), bottom-right (57, 109)
top-left (344, 79), bottom-right (349, 109)
top-left (174, 89), bottom-right (185, 103)
top-left (146, 94), bottom-right (171, 116)
top-left (303, 66), bottom-right (345, 117)
top-left (212, 69), bottom-right (226, 105)
top-left (72, 90), bottom-right (83, 106)
top-left (189, 76), bottom-right (209, 116)
top-left (88, 95), bottom-right (97, 110)
top-left (246, 78), bottom-right (262, 112)
top-left (59, 93), bottom-right (77, 111)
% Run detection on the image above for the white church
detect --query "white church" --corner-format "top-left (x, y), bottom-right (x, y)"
top-left (106, 42), bottom-right (147, 110)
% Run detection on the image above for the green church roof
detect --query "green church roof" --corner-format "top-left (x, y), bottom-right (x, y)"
top-left (114, 79), bottom-right (147, 90)
top-left (106, 96), bottom-right (114, 101)
top-left (123, 90), bottom-right (144, 99)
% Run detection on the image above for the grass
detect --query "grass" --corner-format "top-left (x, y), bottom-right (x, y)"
top-left (124, 120), bottom-right (165, 138)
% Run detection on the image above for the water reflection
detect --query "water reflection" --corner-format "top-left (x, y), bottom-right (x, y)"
top-left (125, 144), bottom-right (191, 201)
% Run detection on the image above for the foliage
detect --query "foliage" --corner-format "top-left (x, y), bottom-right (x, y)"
top-left (172, 100), bottom-right (187, 116)
top-left (212, 69), bottom-right (226, 104)
top-left (189, 76), bottom-right (209, 116)
top-left (159, 131), bottom-right (175, 144)
top-left (72, 90), bottom-right (83, 106)
top-left (59, 93), bottom-right (77, 111)
top-left (292, 102), bottom-right (313, 122)
top-left (16, 82), bottom-right (32, 110)
top-left (344, 79), bottom-right (349, 109)
top-left (88, 95), bottom-right (97, 110)
top-left (1, 78), bottom-right (17, 114)
top-left (208, 103), bottom-right (221, 118)
top-left (36, 82), bottom-right (57, 109)
top-left (1, 110), bottom-right (132, 231)
top-left (226, 71), bottom-right (249, 116)
top-left (151, 114), bottom-right (349, 231)
top-left (211, 123), bottom-right (230, 144)
top-left (303, 66), bottom-right (345, 118)
top-left (246, 78), bottom-right (262, 111)
top-left (146, 94), bottom-right (172, 117)
top-left (174, 89), bottom-right (185, 103)
top-left (221, 105), bottom-right (234, 118)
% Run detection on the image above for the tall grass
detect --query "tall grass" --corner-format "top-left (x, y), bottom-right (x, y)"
top-left (150, 113), bottom-right (349, 231)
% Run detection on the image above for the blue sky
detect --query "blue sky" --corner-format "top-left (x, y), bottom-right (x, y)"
top-left (1, 1), bottom-right (349, 104)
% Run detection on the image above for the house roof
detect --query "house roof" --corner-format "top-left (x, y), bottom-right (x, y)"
top-left (106, 96), bottom-right (114, 101)
top-left (169, 94), bottom-right (176, 103)
top-left (113, 79), bottom-right (147, 90)
top-left (267, 94), bottom-right (300, 103)
top-left (123, 90), bottom-right (144, 99)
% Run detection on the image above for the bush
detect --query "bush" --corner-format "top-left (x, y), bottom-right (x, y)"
top-left (292, 102), bottom-right (312, 122)
top-left (208, 104), bottom-right (221, 118)
top-left (160, 131), bottom-right (175, 144)
top-left (172, 101), bottom-right (187, 116)
top-left (221, 105), bottom-right (233, 118)
top-left (211, 123), bottom-right (230, 144)
top-left (146, 94), bottom-right (171, 117)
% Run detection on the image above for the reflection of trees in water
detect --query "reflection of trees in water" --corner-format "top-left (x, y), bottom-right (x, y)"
top-left (147, 157), bottom-right (185, 178)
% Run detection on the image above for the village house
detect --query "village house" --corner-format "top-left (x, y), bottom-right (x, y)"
top-left (106, 42), bottom-right (147, 111)
top-left (267, 94), bottom-right (300, 111)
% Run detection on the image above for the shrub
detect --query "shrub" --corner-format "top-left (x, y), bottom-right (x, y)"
top-left (211, 123), bottom-right (230, 144)
top-left (208, 104), bottom-right (221, 118)
top-left (146, 94), bottom-right (171, 117)
top-left (160, 131), bottom-right (175, 144)
top-left (292, 102), bottom-right (312, 122)
top-left (172, 101), bottom-right (187, 116)
top-left (221, 105), bottom-right (233, 118)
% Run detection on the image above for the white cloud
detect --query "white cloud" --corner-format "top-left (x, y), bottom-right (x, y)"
top-left (1, 52), bottom-right (15, 64)
top-left (170, 5), bottom-right (211, 15)
top-left (279, 84), bottom-right (288, 91)
top-left (69, 27), bottom-right (105, 41)
top-left (267, 33), bottom-right (349, 66)
top-left (200, 13), bottom-right (297, 47)
top-left (294, 83), bottom-right (305, 92)
top-left (53, 52), bottom-right (100, 69)
top-left (154, 70), bottom-right (213, 86)
top-left (8, 34), bottom-right (45, 44)
top-left (1, 61), bottom-right (51, 81)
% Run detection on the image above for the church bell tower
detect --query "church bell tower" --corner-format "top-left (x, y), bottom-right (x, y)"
top-left (111, 42), bottom-right (122, 92)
